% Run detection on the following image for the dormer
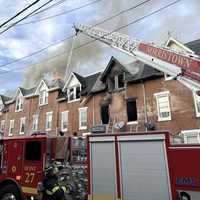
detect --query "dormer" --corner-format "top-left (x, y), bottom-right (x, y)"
top-left (14, 88), bottom-right (25, 112)
top-left (63, 72), bottom-right (82, 102)
top-left (35, 80), bottom-right (49, 106)
top-left (165, 37), bottom-right (194, 54)
top-left (101, 57), bottom-right (126, 92)
top-left (164, 37), bottom-right (195, 80)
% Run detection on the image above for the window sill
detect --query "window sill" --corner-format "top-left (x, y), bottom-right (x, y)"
top-left (127, 121), bottom-right (138, 125)
top-left (61, 129), bottom-right (68, 132)
top-left (19, 132), bottom-right (25, 135)
top-left (45, 129), bottom-right (52, 132)
top-left (195, 114), bottom-right (200, 118)
top-left (15, 109), bottom-right (23, 112)
top-left (68, 99), bottom-right (80, 103)
top-left (79, 126), bottom-right (87, 130)
top-left (158, 118), bottom-right (171, 122)
top-left (39, 103), bottom-right (48, 107)
top-left (8, 134), bottom-right (13, 137)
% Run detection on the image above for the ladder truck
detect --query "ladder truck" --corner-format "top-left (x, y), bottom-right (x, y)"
top-left (74, 23), bottom-right (200, 94)
top-left (73, 24), bottom-right (200, 200)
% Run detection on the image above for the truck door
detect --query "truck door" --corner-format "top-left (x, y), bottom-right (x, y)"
top-left (7, 140), bottom-right (24, 180)
top-left (21, 139), bottom-right (46, 194)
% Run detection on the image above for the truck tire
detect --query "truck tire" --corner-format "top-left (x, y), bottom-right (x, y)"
top-left (0, 184), bottom-right (21, 200)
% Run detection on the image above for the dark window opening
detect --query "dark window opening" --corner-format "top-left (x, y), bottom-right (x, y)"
top-left (127, 99), bottom-right (137, 122)
top-left (25, 141), bottom-right (42, 161)
top-left (76, 86), bottom-right (80, 99)
top-left (118, 74), bottom-right (124, 88)
top-left (0, 143), bottom-right (3, 169)
top-left (101, 105), bottom-right (109, 124)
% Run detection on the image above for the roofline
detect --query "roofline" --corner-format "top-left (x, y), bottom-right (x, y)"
top-left (62, 72), bottom-right (81, 92)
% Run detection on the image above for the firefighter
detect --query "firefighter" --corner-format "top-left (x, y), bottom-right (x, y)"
top-left (42, 164), bottom-right (69, 200)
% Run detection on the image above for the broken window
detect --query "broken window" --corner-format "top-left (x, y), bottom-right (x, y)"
top-left (126, 99), bottom-right (137, 122)
top-left (101, 105), bottom-right (109, 124)
top-left (108, 74), bottom-right (125, 91)
top-left (25, 141), bottom-right (42, 161)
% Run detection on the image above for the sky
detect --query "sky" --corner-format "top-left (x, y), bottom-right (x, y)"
top-left (0, 0), bottom-right (199, 94)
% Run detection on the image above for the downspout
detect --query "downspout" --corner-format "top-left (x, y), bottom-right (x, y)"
top-left (142, 81), bottom-right (148, 131)
top-left (92, 95), bottom-right (95, 126)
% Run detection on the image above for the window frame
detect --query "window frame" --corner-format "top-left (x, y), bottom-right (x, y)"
top-left (193, 92), bottom-right (200, 117)
top-left (9, 119), bottom-right (15, 136)
top-left (181, 129), bottom-right (200, 144)
top-left (154, 91), bottom-right (171, 122)
top-left (15, 96), bottom-right (24, 112)
top-left (61, 111), bottom-right (69, 132)
top-left (0, 120), bottom-right (5, 132)
top-left (67, 86), bottom-right (81, 103)
top-left (19, 117), bottom-right (26, 135)
top-left (39, 89), bottom-right (48, 106)
top-left (32, 114), bottom-right (39, 131)
top-left (79, 107), bottom-right (88, 130)
top-left (45, 111), bottom-right (53, 131)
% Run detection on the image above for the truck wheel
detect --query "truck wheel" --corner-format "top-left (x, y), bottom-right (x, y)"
top-left (0, 184), bottom-right (21, 200)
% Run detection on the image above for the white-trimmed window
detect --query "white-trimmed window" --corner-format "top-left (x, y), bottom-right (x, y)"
top-left (193, 92), bottom-right (200, 117)
top-left (0, 120), bottom-right (5, 132)
top-left (39, 90), bottom-right (48, 106)
top-left (32, 114), bottom-right (39, 131)
top-left (61, 111), bottom-right (68, 132)
top-left (181, 129), bottom-right (200, 144)
top-left (154, 91), bottom-right (171, 121)
top-left (19, 117), bottom-right (26, 135)
top-left (15, 97), bottom-right (24, 112)
top-left (79, 107), bottom-right (87, 130)
top-left (67, 86), bottom-right (81, 102)
top-left (46, 111), bottom-right (53, 131)
top-left (9, 120), bottom-right (14, 136)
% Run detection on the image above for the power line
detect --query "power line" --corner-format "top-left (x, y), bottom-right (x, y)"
top-left (31, 0), bottom-right (67, 16)
top-left (1, 0), bottom-right (104, 28)
top-left (0, 0), bottom-right (40, 28)
top-left (0, 0), bottom-right (181, 75)
top-left (0, 0), bottom-right (151, 69)
top-left (0, 0), bottom-right (57, 35)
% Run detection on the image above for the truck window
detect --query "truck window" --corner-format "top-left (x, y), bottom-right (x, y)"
top-left (25, 141), bottom-right (41, 161)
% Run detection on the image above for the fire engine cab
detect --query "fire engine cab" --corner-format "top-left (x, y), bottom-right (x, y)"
top-left (0, 134), bottom-right (70, 200)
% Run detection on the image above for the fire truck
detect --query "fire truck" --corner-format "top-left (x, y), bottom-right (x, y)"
top-left (0, 134), bottom-right (87, 200)
top-left (73, 24), bottom-right (200, 200)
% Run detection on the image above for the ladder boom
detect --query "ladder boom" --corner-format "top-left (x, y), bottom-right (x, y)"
top-left (74, 23), bottom-right (200, 92)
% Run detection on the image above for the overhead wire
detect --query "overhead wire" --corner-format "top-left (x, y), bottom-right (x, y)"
top-left (0, 0), bottom-right (57, 35)
top-left (1, 0), bottom-right (103, 28)
top-left (0, 0), bottom-right (152, 69)
top-left (0, 0), bottom-right (182, 75)
top-left (0, 0), bottom-right (40, 28)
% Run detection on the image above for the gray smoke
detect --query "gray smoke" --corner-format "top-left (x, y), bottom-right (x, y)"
top-left (22, 0), bottom-right (132, 87)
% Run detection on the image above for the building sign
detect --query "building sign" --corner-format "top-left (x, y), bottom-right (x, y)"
top-left (138, 43), bottom-right (200, 82)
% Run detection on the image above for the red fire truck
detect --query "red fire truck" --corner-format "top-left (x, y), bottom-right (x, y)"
top-left (0, 134), bottom-right (77, 200)
top-left (87, 131), bottom-right (200, 200)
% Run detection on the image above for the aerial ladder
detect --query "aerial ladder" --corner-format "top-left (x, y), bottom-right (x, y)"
top-left (74, 23), bottom-right (200, 94)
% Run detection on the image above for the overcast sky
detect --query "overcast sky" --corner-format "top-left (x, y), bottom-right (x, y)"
top-left (0, 0), bottom-right (199, 94)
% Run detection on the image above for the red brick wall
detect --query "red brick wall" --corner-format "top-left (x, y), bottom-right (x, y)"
top-left (0, 77), bottom-right (199, 137)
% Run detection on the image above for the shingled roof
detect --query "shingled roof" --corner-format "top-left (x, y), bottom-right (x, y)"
top-left (185, 39), bottom-right (200, 55)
